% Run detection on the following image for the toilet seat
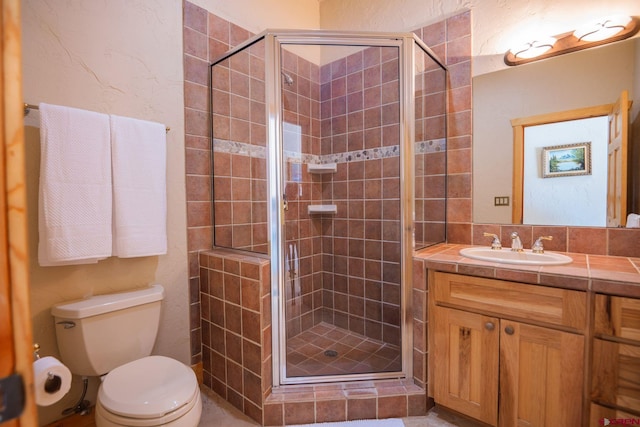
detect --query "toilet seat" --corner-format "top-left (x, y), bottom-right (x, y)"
top-left (98, 355), bottom-right (199, 424)
top-left (96, 392), bottom-right (201, 427)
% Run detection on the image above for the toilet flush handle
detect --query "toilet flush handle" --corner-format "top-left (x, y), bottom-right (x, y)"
top-left (56, 321), bottom-right (76, 329)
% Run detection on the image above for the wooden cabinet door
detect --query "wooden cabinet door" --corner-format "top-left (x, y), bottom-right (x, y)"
top-left (592, 339), bottom-right (640, 413)
top-left (499, 321), bottom-right (584, 426)
top-left (432, 306), bottom-right (499, 426)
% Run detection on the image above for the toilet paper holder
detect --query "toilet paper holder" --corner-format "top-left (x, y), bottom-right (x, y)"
top-left (33, 343), bottom-right (63, 394)
top-left (33, 343), bottom-right (91, 415)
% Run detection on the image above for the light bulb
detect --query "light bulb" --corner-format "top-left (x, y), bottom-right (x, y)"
top-left (574, 15), bottom-right (632, 42)
top-left (510, 37), bottom-right (557, 59)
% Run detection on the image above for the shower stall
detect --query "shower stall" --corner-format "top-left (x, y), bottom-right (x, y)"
top-left (210, 30), bottom-right (447, 387)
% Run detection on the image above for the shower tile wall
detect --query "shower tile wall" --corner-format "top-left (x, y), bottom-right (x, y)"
top-left (211, 40), bottom-right (269, 254)
top-left (199, 249), bottom-right (272, 424)
top-left (317, 46), bottom-right (403, 346)
top-left (184, 1), bottom-right (242, 366)
top-left (414, 44), bottom-right (447, 248)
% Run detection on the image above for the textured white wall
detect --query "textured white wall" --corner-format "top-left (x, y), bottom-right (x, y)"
top-left (319, 0), bottom-right (434, 33)
top-left (189, 0), bottom-right (320, 34)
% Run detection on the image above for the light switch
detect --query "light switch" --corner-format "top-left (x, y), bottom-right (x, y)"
top-left (494, 196), bottom-right (510, 206)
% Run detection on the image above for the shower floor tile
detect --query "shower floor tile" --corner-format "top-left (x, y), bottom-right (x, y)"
top-left (286, 322), bottom-right (401, 377)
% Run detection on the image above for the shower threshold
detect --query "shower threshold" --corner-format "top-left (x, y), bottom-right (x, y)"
top-left (286, 322), bottom-right (401, 377)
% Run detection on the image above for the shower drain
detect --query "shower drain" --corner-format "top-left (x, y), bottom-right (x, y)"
top-left (324, 349), bottom-right (338, 357)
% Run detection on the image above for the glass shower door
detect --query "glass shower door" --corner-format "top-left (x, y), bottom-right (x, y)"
top-left (278, 41), bottom-right (404, 381)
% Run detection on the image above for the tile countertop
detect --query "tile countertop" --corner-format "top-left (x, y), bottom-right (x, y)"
top-left (414, 244), bottom-right (640, 298)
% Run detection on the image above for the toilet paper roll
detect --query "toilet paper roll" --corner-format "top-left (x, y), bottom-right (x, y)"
top-left (33, 356), bottom-right (72, 406)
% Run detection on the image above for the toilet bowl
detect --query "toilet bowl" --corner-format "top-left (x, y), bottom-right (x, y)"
top-left (51, 285), bottom-right (202, 427)
top-left (95, 356), bottom-right (202, 427)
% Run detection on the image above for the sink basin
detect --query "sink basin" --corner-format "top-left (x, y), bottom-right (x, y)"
top-left (459, 247), bottom-right (573, 266)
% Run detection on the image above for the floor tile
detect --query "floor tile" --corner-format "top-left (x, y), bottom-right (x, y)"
top-left (286, 322), bottom-right (401, 377)
top-left (198, 386), bottom-right (485, 426)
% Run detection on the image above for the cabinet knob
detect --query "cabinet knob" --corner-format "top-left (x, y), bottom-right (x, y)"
top-left (504, 325), bottom-right (515, 335)
top-left (485, 322), bottom-right (495, 331)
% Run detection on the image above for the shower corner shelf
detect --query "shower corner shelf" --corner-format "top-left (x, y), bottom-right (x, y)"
top-left (307, 163), bottom-right (337, 174)
top-left (307, 204), bottom-right (337, 215)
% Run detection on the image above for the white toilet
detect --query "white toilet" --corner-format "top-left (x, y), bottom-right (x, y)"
top-left (51, 284), bottom-right (202, 427)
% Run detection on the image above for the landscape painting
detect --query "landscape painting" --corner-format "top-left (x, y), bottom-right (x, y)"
top-left (542, 142), bottom-right (592, 178)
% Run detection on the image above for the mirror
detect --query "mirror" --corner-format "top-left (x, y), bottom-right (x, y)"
top-left (473, 36), bottom-right (640, 225)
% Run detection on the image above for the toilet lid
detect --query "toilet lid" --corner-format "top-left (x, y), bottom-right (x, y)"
top-left (99, 355), bottom-right (198, 419)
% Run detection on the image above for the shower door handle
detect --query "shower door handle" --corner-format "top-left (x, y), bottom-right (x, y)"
top-left (283, 195), bottom-right (289, 211)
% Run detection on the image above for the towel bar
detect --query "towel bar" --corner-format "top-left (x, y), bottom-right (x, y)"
top-left (23, 103), bottom-right (171, 132)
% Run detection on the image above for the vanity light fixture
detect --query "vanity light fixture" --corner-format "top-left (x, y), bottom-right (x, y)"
top-left (505, 15), bottom-right (640, 66)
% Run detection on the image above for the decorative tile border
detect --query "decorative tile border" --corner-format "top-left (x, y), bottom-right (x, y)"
top-left (415, 138), bottom-right (446, 154)
top-left (213, 138), bottom-right (446, 164)
top-left (213, 138), bottom-right (267, 158)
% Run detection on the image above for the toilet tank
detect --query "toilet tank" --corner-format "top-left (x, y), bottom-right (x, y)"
top-left (51, 284), bottom-right (164, 376)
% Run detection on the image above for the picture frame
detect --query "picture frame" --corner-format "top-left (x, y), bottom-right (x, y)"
top-left (542, 142), bottom-right (592, 178)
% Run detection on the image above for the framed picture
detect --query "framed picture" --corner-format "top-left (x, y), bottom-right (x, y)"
top-left (542, 142), bottom-right (592, 178)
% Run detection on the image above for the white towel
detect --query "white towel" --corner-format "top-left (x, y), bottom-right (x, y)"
top-left (627, 213), bottom-right (640, 228)
top-left (110, 115), bottom-right (167, 257)
top-left (38, 103), bottom-right (112, 266)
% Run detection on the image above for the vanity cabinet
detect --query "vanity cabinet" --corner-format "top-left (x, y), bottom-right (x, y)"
top-left (429, 272), bottom-right (587, 426)
top-left (591, 295), bottom-right (640, 416)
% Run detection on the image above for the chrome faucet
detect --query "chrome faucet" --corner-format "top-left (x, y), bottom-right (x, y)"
top-left (483, 232), bottom-right (502, 250)
top-left (510, 232), bottom-right (523, 252)
top-left (532, 236), bottom-right (553, 253)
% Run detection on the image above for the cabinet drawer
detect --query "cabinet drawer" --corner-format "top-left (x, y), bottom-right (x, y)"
top-left (595, 294), bottom-right (640, 342)
top-left (591, 338), bottom-right (640, 413)
top-left (431, 272), bottom-right (586, 330)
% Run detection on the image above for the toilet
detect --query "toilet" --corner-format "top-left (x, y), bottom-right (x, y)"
top-left (51, 284), bottom-right (202, 427)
